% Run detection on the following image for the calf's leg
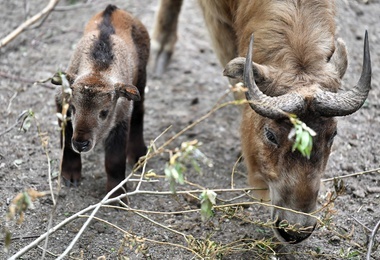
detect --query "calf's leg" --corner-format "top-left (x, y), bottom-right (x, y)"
top-left (105, 121), bottom-right (129, 197)
top-left (59, 116), bottom-right (82, 187)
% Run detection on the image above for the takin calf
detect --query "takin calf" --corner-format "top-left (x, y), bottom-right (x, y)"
top-left (52, 4), bottom-right (150, 197)
top-left (151, 0), bottom-right (371, 243)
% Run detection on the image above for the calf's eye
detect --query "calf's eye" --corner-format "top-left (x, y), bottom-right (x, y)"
top-left (99, 110), bottom-right (109, 120)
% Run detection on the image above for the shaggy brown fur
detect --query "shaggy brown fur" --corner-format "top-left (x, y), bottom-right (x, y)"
top-left (151, 0), bottom-right (371, 243)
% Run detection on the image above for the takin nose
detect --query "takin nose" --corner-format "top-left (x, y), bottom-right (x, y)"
top-left (72, 139), bottom-right (91, 153)
top-left (275, 219), bottom-right (315, 243)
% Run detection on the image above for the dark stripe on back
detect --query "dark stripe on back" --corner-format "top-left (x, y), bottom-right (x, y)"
top-left (91, 5), bottom-right (118, 70)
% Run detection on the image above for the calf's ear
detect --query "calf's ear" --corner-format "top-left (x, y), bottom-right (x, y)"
top-left (115, 83), bottom-right (141, 101)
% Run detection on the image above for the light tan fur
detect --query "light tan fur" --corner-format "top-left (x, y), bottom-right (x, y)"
top-left (151, 0), bottom-right (370, 243)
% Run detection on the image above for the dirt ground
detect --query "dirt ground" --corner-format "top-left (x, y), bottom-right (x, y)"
top-left (0, 0), bottom-right (379, 259)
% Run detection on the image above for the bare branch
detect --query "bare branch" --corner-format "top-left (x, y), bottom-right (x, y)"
top-left (322, 168), bottom-right (380, 182)
top-left (0, 0), bottom-right (60, 48)
top-left (0, 71), bottom-right (55, 90)
top-left (0, 110), bottom-right (29, 137)
top-left (53, 0), bottom-right (95, 12)
top-left (367, 219), bottom-right (380, 260)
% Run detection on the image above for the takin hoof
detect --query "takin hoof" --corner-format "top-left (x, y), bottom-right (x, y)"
top-left (106, 178), bottom-right (128, 204)
top-left (127, 145), bottom-right (147, 165)
top-left (61, 171), bottom-right (81, 187)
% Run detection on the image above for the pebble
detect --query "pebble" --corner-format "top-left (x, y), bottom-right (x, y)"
top-left (350, 182), bottom-right (366, 198)
top-left (93, 222), bottom-right (112, 234)
top-left (353, 188), bottom-right (366, 198)
top-left (329, 235), bottom-right (341, 245)
top-left (366, 186), bottom-right (380, 193)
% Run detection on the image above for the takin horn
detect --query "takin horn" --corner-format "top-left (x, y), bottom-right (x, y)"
top-left (244, 34), bottom-right (306, 119)
top-left (312, 30), bottom-right (371, 117)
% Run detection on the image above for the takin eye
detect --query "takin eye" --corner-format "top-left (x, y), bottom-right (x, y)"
top-left (264, 127), bottom-right (279, 146)
top-left (99, 109), bottom-right (109, 120)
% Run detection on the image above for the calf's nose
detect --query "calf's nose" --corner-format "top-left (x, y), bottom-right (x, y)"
top-left (72, 139), bottom-right (91, 153)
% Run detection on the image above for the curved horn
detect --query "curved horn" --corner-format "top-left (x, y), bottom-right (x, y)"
top-left (244, 34), bottom-right (305, 119)
top-left (313, 31), bottom-right (371, 117)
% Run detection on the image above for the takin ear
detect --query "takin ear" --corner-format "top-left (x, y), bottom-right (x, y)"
top-left (329, 38), bottom-right (348, 79)
top-left (51, 72), bottom-right (75, 86)
top-left (115, 83), bottom-right (141, 101)
top-left (223, 57), bottom-right (272, 84)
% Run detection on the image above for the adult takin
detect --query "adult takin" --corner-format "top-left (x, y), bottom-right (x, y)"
top-left (151, 0), bottom-right (371, 243)
top-left (52, 5), bottom-right (150, 197)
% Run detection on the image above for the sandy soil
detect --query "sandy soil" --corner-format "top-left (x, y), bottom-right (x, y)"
top-left (0, 0), bottom-right (379, 259)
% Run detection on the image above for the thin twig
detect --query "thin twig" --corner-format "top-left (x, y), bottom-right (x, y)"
top-left (0, 0), bottom-right (61, 48)
top-left (37, 246), bottom-right (59, 258)
top-left (0, 110), bottom-right (29, 137)
top-left (53, 0), bottom-right (95, 12)
top-left (352, 217), bottom-right (372, 232)
top-left (0, 71), bottom-right (55, 90)
top-left (140, 99), bottom-right (245, 166)
top-left (6, 92), bottom-right (18, 114)
top-left (231, 154), bottom-right (243, 189)
top-left (322, 168), bottom-right (380, 182)
top-left (131, 209), bottom-right (187, 238)
top-left (127, 187), bottom-right (261, 196)
top-left (102, 204), bottom-right (200, 215)
top-left (367, 219), bottom-right (380, 260)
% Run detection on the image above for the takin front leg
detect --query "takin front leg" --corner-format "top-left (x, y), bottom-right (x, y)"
top-left (60, 119), bottom-right (82, 187)
top-left (151, 0), bottom-right (183, 75)
top-left (105, 122), bottom-right (129, 198)
top-left (127, 97), bottom-right (147, 165)
top-left (127, 50), bottom-right (148, 165)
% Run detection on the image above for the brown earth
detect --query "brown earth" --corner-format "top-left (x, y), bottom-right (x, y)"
top-left (0, 0), bottom-right (379, 259)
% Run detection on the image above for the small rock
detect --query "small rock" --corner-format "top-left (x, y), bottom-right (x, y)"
top-left (351, 183), bottom-right (366, 198)
top-left (190, 97), bottom-right (199, 105)
top-left (341, 163), bottom-right (354, 172)
top-left (93, 222), bottom-right (111, 234)
top-left (353, 188), bottom-right (366, 198)
top-left (366, 186), bottom-right (380, 193)
top-left (329, 235), bottom-right (341, 245)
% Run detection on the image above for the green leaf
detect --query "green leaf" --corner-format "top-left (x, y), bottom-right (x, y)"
top-left (4, 230), bottom-right (11, 251)
top-left (199, 190), bottom-right (217, 221)
top-left (289, 116), bottom-right (315, 159)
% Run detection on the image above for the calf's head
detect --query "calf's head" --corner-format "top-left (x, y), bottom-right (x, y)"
top-left (224, 33), bottom-right (371, 243)
top-left (55, 74), bottom-right (140, 153)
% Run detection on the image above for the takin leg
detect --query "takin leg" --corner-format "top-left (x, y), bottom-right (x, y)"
top-left (151, 0), bottom-right (183, 75)
top-left (127, 87), bottom-right (147, 165)
top-left (60, 118), bottom-right (82, 187)
top-left (105, 121), bottom-right (129, 197)
top-left (127, 20), bottom-right (150, 165)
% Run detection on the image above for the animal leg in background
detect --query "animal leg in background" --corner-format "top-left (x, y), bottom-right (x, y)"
top-left (151, 0), bottom-right (183, 75)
